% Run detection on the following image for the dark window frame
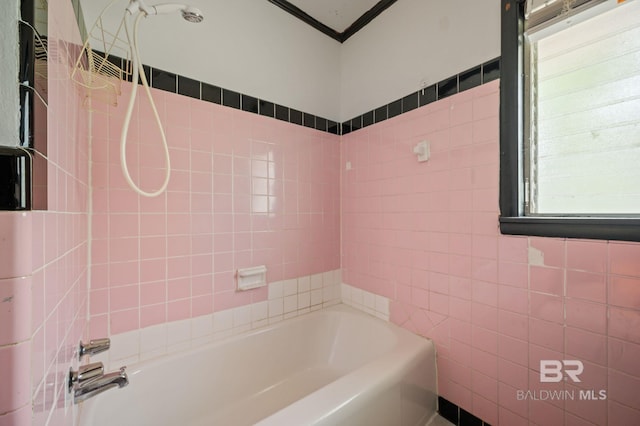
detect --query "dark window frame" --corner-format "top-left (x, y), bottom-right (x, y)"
top-left (499, 0), bottom-right (640, 243)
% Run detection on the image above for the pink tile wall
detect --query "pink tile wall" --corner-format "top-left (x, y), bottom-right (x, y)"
top-left (1, 1), bottom-right (90, 423)
top-left (341, 80), bottom-right (640, 425)
top-left (0, 212), bottom-right (32, 426)
top-left (90, 83), bottom-right (340, 336)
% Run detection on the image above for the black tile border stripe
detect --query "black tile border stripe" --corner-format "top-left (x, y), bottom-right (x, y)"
top-left (438, 396), bottom-right (492, 426)
top-left (341, 57), bottom-right (500, 135)
top-left (93, 52), bottom-right (499, 138)
top-left (105, 52), bottom-right (341, 136)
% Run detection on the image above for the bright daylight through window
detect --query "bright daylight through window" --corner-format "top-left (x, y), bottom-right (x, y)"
top-left (499, 0), bottom-right (640, 241)
top-left (526, 0), bottom-right (640, 214)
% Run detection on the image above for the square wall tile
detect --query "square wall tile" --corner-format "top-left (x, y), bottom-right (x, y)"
top-left (0, 212), bottom-right (31, 279)
top-left (0, 277), bottom-right (31, 346)
top-left (0, 342), bottom-right (30, 414)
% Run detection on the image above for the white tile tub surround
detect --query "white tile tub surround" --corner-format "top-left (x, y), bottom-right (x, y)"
top-left (341, 283), bottom-right (390, 321)
top-left (268, 269), bottom-right (342, 323)
top-left (93, 270), bottom-right (342, 369)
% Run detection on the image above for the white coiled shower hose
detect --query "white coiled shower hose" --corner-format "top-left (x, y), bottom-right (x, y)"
top-left (120, 10), bottom-right (171, 197)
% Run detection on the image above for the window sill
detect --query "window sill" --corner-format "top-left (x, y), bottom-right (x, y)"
top-left (499, 216), bottom-right (640, 242)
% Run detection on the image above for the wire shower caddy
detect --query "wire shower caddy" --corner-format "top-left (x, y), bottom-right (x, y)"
top-left (71, 1), bottom-right (132, 109)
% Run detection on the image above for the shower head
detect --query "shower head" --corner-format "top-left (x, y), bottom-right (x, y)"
top-left (151, 3), bottom-right (204, 22)
top-left (180, 5), bottom-right (204, 23)
top-left (127, 1), bottom-right (204, 23)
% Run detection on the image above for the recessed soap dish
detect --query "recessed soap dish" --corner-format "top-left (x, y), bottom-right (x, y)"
top-left (237, 265), bottom-right (267, 291)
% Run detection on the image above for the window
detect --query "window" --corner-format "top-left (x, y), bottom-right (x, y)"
top-left (500, 0), bottom-right (640, 242)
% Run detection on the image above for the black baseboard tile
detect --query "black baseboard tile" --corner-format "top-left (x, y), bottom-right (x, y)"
top-left (438, 396), bottom-right (492, 426)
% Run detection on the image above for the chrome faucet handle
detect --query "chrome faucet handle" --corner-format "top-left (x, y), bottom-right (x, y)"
top-left (71, 365), bottom-right (129, 403)
top-left (79, 338), bottom-right (110, 359)
top-left (69, 362), bottom-right (104, 390)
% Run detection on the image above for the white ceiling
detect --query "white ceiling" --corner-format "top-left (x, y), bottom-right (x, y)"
top-left (287, 0), bottom-right (383, 33)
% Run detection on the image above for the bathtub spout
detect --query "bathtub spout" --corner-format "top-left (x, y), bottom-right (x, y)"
top-left (73, 366), bottom-right (129, 403)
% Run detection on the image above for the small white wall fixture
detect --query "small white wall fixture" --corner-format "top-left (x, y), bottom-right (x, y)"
top-left (413, 140), bottom-right (430, 162)
top-left (237, 265), bottom-right (268, 291)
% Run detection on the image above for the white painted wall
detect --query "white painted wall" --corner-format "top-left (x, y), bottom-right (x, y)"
top-left (81, 0), bottom-right (342, 121)
top-left (0, 0), bottom-right (20, 146)
top-left (80, 0), bottom-right (501, 123)
top-left (339, 0), bottom-right (501, 121)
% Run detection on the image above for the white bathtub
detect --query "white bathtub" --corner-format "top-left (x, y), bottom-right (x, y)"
top-left (78, 305), bottom-right (438, 426)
